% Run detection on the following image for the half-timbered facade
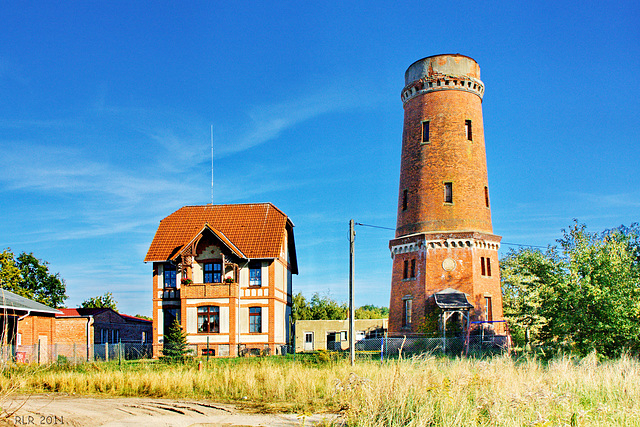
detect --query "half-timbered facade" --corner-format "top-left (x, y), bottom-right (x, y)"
top-left (145, 203), bottom-right (297, 357)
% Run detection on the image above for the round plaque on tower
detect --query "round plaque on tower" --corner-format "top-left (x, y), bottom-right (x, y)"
top-left (442, 258), bottom-right (456, 271)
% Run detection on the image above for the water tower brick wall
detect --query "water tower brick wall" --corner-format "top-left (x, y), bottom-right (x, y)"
top-left (396, 90), bottom-right (491, 237)
top-left (388, 54), bottom-right (505, 336)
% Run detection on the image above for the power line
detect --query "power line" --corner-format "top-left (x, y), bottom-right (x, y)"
top-left (501, 242), bottom-right (548, 249)
top-left (354, 222), bottom-right (395, 231)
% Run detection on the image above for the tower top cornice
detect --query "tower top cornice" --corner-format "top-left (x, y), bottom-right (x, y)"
top-left (401, 54), bottom-right (484, 104)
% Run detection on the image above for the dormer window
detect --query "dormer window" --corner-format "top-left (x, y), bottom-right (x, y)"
top-left (204, 261), bottom-right (222, 283)
top-left (249, 262), bottom-right (262, 287)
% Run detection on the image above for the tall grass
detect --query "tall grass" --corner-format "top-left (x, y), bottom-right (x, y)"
top-left (2, 354), bottom-right (640, 425)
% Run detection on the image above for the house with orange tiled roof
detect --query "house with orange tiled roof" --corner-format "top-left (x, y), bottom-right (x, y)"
top-left (145, 203), bottom-right (298, 357)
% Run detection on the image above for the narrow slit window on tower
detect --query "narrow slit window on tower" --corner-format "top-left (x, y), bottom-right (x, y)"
top-left (422, 121), bottom-right (430, 143)
top-left (465, 120), bottom-right (472, 141)
top-left (484, 186), bottom-right (490, 207)
top-left (486, 258), bottom-right (492, 277)
top-left (481, 257), bottom-right (486, 276)
top-left (410, 259), bottom-right (416, 278)
top-left (444, 182), bottom-right (453, 203)
top-left (402, 189), bottom-right (408, 211)
top-left (403, 298), bottom-right (412, 327)
top-left (403, 260), bottom-right (409, 279)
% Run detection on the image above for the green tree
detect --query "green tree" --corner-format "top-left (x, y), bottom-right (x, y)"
top-left (16, 252), bottom-right (67, 308)
top-left (162, 318), bottom-right (189, 362)
top-left (81, 292), bottom-right (118, 310)
top-left (291, 293), bottom-right (348, 320)
top-left (309, 293), bottom-right (348, 320)
top-left (501, 221), bottom-right (640, 357)
top-left (0, 249), bottom-right (67, 308)
top-left (0, 249), bottom-right (21, 293)
top-left (355, 304), bottom-right (389, 319)
top-left (291, 292), bottom-right (312, 322)
top-left (500, 246), bottom-right (563, 346)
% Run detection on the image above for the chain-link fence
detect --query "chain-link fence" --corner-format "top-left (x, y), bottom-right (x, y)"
top-left (353, 334), bottom-right (510, 359)
top-left (0, 342), bottom-right (153, 364)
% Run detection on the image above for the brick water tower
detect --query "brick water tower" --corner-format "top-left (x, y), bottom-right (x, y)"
top-left (388, 54), bottom-right (504, 336)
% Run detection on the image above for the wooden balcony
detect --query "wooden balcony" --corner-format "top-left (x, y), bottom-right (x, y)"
top-left (180, 282), bottom-right (238, 299)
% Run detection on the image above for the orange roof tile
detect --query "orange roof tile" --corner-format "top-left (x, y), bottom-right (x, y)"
top-left (144, 203), bottom-right (295, 265)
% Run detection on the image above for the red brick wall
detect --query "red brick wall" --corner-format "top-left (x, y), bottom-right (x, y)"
top-left (55, 317), bottom-right (89, 343)
top-left (396, 89), bottom-right (492, 238)
top-left (17, 314), bottom-right (56, 346)
top-left (389, 55), bottom-right (504, 336)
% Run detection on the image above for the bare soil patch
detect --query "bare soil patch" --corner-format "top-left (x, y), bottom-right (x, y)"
top-left (3, 395), bottom-right (336, 427)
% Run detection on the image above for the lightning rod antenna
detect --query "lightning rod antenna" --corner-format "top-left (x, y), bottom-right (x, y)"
top-left (211, 125), bottom-right (214, 205)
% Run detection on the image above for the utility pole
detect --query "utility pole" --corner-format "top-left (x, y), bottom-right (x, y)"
top-left (349, 219), bottom-right (356, 366)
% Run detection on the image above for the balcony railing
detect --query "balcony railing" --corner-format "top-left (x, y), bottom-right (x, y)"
top-left (162, 288), bottom-right (180, 299)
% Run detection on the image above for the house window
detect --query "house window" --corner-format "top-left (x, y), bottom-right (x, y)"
top-left (484, 186), bottom-right (490, 208)
top-left (410, 259), bottom-right (416, 278)
top-left (198, 306), bottom-right (220, 333)
top-left (444, 182), bottom-right (453, 203)
top-left (164, 263), bottom-right (176, 288)
top-left (249, 307), bottom-right (262, 333)
top-left (403, 260), bottom-right (409, 279)
top-left (249, 262), bottom-right (262, 286)
top-left (465, 120), bottom-right (472, 141)
top-left (402, 189), bottom-right (408, 211)
top-left (340, 331), bottom-right (347, 341)
top-left (403, 299), bottom-right (412, 327)
top-left (204, 261), bottom-right (222, 283)
top-left (422, 121), bottom-right (430, 143)
top-left (485, 297), bottom-right (493, 321)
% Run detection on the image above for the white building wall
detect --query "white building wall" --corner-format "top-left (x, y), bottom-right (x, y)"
top-left (261, 307), bottom-right (269, 333)
top-left (240, 334), bottom-right (269, 343)
top-left (220, 306), bottom-right (230, 334)
top-left (275, 261), bottom-right (284, 292)
top-left (186, 307), bottom-right (197, 334)
top-left (274, 301), bottom-right (285, 342)
top-left (261, 261), bottom-right (269, 288)
top-left (188, 335), bottom-right (230, 344)
top-left (239, 307), bottom-right (248, 334)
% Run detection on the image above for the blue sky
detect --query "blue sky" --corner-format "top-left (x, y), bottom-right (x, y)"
top-left (1, 1), bottom-right (638, 316)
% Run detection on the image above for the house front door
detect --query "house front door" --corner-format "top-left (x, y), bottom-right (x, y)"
top-left (304, 332), bottom-right (314, 351)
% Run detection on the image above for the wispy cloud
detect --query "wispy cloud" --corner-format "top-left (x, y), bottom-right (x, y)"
top-left (214, 85), bottom-right (366, 158)
top-left (575, 191), bottom-right (640, 208)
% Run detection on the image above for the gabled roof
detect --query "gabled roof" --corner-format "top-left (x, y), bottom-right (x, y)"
top-left (0, 289), bottom-right (62, 315)
top-left (57, 308), bottom-right (107, 317)
top-left (433, 288), bottom-right (474, 310)
top-left (145, 203), bottom-right (297, 272)
top-left (175, 224), bottom-right (246, 261)
top-left (57, 308), bottom-right (152, 323)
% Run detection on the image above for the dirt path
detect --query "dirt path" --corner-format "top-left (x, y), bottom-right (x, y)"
top-left (3, 395), bottom-right (337, 427)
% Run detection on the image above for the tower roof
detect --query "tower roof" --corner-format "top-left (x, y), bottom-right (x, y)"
top-left (405, 53), bottom-right (481, 85)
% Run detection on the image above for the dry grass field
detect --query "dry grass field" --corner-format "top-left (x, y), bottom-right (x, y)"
top-left (2, 353), bottom-right (639, 426)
